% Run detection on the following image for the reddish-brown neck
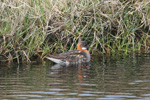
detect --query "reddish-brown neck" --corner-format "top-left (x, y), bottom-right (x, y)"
top-left (77, 43), bottom-right (89, 54)
top-left (82, 49), bottom-right (89, 54)
top-left (77, 43), bottom-right (82, 50)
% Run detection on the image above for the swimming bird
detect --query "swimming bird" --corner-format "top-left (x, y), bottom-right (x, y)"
top-left (46, 39), bottom-right (90, 65)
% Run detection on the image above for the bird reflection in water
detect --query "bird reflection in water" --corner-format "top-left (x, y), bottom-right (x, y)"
top-left (50, 62), bottom-right (90, 93)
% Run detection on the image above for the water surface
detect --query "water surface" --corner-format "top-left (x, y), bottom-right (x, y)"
top-left (0, 55), bottom-right (150, 100)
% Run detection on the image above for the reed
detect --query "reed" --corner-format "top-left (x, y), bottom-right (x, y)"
top-left (0, 0), bottom-right (150, 63)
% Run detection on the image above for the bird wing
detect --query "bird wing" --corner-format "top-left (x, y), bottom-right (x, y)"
top-left (59, 50), bottom-right (87, 62)
top-left (46, 50), bottom-right (87, 64)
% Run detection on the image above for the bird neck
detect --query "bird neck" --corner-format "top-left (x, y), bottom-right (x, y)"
top-left (82, 49), bottom-right (89, 54)
top-left (77, 43), bottom-right (89, 54)
top-left (77, 43), bottom-right (82, 51)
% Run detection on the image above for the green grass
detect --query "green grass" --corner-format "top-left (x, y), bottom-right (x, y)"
top-left (0, 0), bottom-right (150, 63)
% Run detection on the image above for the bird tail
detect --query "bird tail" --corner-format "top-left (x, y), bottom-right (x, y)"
top-left (46, 55), bottom-right (69, 65)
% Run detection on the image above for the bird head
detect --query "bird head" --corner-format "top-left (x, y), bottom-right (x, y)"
top-left (77, 39), bottom-right (88, 51)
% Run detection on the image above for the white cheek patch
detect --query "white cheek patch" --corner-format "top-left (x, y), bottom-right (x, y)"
top-left (82, 47), bottom-right (87, 50)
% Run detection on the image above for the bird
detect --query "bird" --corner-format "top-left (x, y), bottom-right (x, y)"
top-left (46, 39), bottom-right (90, 65)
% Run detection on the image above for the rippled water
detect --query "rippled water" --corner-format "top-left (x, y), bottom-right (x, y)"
top-left (0, 55), bottom-right (150, 100)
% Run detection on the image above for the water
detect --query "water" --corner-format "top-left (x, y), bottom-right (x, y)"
top-left (0, 55), bottom-right (150, 100)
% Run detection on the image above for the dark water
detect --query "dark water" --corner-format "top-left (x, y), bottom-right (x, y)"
top-left (0, 55), bottom-right (150, 100)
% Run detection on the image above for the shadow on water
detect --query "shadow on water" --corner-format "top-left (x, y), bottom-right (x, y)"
top-left (0, 55), bottom-right (150, 99)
